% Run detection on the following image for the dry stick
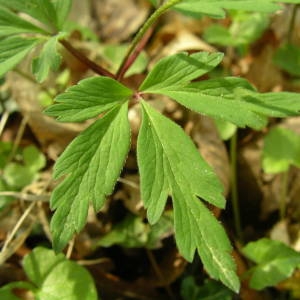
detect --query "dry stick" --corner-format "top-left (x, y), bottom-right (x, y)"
top-left (8, 115), bottom-right (29, 162)
top-left (60, 39), bottom-right (116, 79)
top-left (146, 249), bottom-right (175, 300)
top-left (66, 237), bottom-right (75, 259)
top-left (1, 201), bottom-right (36, 253)
top-left (0, 110), bottom-right (9, 137)
top-left (0, 191), bottom-right (49, 202)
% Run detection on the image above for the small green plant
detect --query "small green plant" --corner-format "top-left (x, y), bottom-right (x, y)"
top-left (262, 126), bottom-right (300, 218)
top-left (1, 0), bottom-right (300, 294)
top-left (0, 143), bottom-right (46, 209)
top-left (0, 247), bottom-right (98, 300)
top-left (242, 238), bottom-right (300, 290)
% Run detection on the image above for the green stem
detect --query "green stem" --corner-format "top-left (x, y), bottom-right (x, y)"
top-left (116, 0), bottom-right (182, 79)
top-left (279, 170), bottom-right (289, 220)
top-left (230, 132), bottom-right (243, 241)
top-left (288, 4), bottom-right (300, 43)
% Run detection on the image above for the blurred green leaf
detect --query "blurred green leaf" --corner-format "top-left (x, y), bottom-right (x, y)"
top-left (273, 43), bottom-right (300, 77)
top-left (0, 0), bottom-right (57, 30)
top-left (214, 119), bottom-right (237, 140)
top-left (97, 212), bottom-right (173, 249)
top-left (23, 145), bottom-right (46, 171)
top-left (262, 126), bottom-right (300, 174)
top-left (181, 277), bottom-right (233, 300)
top-left (32, 35), bottom-right (63, 82)
top-left (204, 12), bottom-right (269, 49)
top-left (242, 238), bottom-right (300, 290)
top-left (0, 7), bottom-right (47, 37)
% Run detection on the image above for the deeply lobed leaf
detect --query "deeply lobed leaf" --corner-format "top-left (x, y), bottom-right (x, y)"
top-left (50, 103), bottom-right (131, 252)
top-left (0, 0), bottom-right (57, 31)
top-left (0, 7), bottom-right (47, 37)
top-left (0, 36), bottom-right (40, 78)
top-left (45, 76), bottom-right (132, 122)
top-left (146, 76), bottom-right (300, 129)
top-left (139, 51), bottom-right (224, 93)
top-left (138, 101), bottom-right (239, 292)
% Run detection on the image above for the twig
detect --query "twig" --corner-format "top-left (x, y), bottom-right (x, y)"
top-left (60, 39), bottom-right (116, 79)
top-left (8, 115), bottom-right (29, 162)
top-left (1, 201), bottom-right (36, 253)
top-left (0, 191), bottom-right (50, 202)
top-left (66, 237), bottom-right (75, 259)
top-left (77, 257), bottom-right (111, 266)
top-left (0, 110), bottom-right (9, 137)
top-left (118, 177), bottom-right (140, 190)
top-left (146, 249), bottom-right (175, 300)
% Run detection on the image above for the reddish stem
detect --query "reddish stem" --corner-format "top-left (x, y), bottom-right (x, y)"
top-left (60, 39), bottom-right (116, 79)
top-left (116, 27), bottom-right (154, 81)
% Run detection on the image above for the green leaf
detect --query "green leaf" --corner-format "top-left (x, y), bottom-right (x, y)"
top-left (97, 212), bottom-right (173, 249)
top-left (181, 277), bottom-right (233, 300)
top-left (97, 215), bottom-right (149, 248)
top-left (50, 103), bottom-right (130, 252)
top-left (3, 163), bottom-right (37, 189)
top-left (0, 0), bottom-right (57, 30)
top-left (242, 238), bottom-right (300, 290)
top-left (23, 247), bottom-right (98, 300)
top-left (32, 36), bottom-right (62, 83)
top-left (0, 36), bottom-right (39, 78)
top-left (204, 13), bottom-right (269, 47)
top-left (3, 145), bottom-right (45, 189)
top-left (51, 0), bottom-right (73, 29)
top-left (45, 76), bottom-right (132, 122)
top-left (214, 119), bottom-right (237, 141)
top-left (156, 77), bottom-right (300, 129)
top-left (23, 247), bottom-right (65, 286)
top-left (137, 101), bottom-right (239, 292)
top-left (23, 145), bottom-right (46, 171)
top-left (262, 127), bottom-right (300, 174)
top-left (175, 0), bottom-right (280, 18)
top-left (139, 51), bottom-right (224, 93)
top-left (0, 7), bottom-right (47, 37)
top-left (273, 43), bottom-right (300, 77)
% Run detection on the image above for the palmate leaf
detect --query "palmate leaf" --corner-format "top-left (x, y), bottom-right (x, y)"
top-left (0, 36), bottom-right (40, 78)
top-left (50, 103), bottom-right (130, 252)
top-left (137, 100), bottom-right (239, 292)
top-left (153, 77), bottom-right (300, 129)
top-left (139, 51), bottom-right (224, 93)
top-left (0, 0), bottom-right (57, 30)
top-left (0, 7), bottom-right (47, 37)
top-left (45, 76), bottom-right (132, 122)
top-left (175, 0), bottom-right (280, 18)
top-left (32, 34), bottom-right (66, 82)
